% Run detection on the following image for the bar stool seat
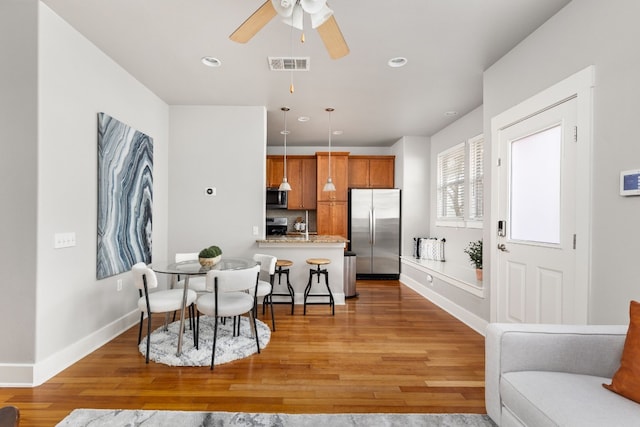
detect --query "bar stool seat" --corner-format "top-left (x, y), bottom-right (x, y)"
top-left (304, 258), bottom-right (335, 315)
top-left (268, 259), bottom-right (295, 314)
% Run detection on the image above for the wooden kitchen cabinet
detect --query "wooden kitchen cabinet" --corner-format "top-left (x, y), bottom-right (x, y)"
top-left (316, 152), bottom-right (349, 202)
top-left (317, 201), bottom-right (347, 238)
top-left (286, 156), bottom-right (317, 210)
top-left (266, 156), bottom-right (284, 188)
top-left (348, 155), bottom-right (395, 188)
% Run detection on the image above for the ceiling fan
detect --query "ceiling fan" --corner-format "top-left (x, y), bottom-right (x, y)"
top-left (230, 0), bottom-right (349, 59)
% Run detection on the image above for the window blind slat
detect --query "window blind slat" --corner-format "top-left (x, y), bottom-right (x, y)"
top-left (469, 135), bottom-right (484, 220)
top-left (437, 143), bottom-right (465, 219)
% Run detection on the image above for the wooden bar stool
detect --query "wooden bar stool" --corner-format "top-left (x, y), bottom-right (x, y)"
top-left (270, 259), bottom-right (295, 314)
top-left (304, 258), bottom-right (335, 315)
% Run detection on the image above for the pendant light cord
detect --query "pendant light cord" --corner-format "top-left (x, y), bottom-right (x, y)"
top-left (327, 109), bottom-right (332, 179)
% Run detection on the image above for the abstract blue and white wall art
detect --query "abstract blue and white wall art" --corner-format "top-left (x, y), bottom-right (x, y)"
top-left (97, 113), bottom-right (153, 280)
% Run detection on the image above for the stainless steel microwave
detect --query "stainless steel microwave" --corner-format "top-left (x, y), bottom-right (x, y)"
top-left (266, 188), bottom-right (288, 209)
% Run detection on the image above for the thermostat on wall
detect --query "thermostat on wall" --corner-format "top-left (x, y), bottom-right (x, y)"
top-left (620, 169), bottom-right (640, 196)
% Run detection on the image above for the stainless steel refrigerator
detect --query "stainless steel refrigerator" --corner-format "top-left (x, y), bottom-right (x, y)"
top-left (348, 188), bottom-right (401, 279)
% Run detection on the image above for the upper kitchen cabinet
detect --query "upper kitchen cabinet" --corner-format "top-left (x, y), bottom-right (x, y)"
top-left (266, 155), bottom-right (284, 188)
top-left (316, 152), bottom-right (349, 202)
top-left (348, 156), bottom-right (395, 188)
top-left (286, 156), bottom-right (317, 210)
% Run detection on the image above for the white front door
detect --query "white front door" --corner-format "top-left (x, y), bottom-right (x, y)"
top-left (495, 97), bottom-right (580, 324)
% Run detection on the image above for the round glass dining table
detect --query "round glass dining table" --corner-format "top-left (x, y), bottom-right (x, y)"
top-left (150, 257), bottom-right (257, 356)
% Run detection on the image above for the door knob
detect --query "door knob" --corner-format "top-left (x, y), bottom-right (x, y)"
top-left (497, 243), bottom-right (509, 252)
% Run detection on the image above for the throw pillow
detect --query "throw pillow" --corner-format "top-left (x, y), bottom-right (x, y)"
top-left (603, 300), bottom-right (640, 403)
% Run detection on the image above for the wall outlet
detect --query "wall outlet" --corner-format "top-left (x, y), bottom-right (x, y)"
top-left (252, 225), bottom-right (259, 236)
top-left (117, 279), bottom-right (123, 291)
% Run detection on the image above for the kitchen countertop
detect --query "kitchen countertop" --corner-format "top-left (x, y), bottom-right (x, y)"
top-left (256, 235), bottom-right (348, 244)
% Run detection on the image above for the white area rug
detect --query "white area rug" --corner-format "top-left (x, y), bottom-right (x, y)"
top-left (57, 409), bottom-right (497, 426)
top-left (139, 316), bottom-right (270, 366)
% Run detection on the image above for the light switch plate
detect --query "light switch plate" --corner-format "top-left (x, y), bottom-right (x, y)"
top-left (54, 232), bottom-right (76, 248)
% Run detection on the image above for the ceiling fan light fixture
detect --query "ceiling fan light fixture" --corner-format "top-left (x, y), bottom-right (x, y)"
top-left (301, 0), bottom-right (328, 14)
top-left (272, 0), bottom-right (295, 17)
top-left (282, 4), bottom-right (304, 30)
top-left (310, 4), bottom-right (333, 29)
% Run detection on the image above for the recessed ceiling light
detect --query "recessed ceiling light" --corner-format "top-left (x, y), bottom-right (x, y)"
top-left (444, 111), bottom-right (458, 117)
top-left (280, 130), bottom-right (290, 135)
top-left (201, 56), bottom-right (221, 67)
top-left (387, 57), bottom-right (408, 68)
top-left (298, 116), bottom-right (310, 122)
top-left (333, 130), bottom-right (343, 135)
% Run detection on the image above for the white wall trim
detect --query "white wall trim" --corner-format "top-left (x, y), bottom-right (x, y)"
top-left (0, 310), bottom-right (139, 387)
top-left (400, 273), bottom-right (489, 336)
top-left (489, 65), bottom-right (595, 323)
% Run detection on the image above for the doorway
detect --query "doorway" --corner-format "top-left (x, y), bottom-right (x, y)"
top-left (490, 66), bottom-right (595, 324)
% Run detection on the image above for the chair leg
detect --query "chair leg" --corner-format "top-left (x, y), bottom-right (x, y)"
top-left (211, 316), bottom-right (218, 370)
top-left (266, 294), bottom-right (276, 331)
top-left (145, 312), bottom-right (151, 364)
top-left (250, 311), bottom-right (261, 354)
top-left (190, 304), bottom-right (197, 348)
top-left (137, 312), bottom-right (144, 345)
top-left (196, 312), bottom-right (200, 350)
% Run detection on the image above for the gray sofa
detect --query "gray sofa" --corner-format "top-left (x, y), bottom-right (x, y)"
top-left (485, 323), bottom-right (640, 427)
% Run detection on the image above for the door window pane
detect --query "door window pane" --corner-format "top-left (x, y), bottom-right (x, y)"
top-left (509, 125), bottom-right (561, 244)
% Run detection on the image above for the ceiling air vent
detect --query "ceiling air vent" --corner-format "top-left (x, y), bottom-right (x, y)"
top-left (268, 57), bottom-right (310, 71)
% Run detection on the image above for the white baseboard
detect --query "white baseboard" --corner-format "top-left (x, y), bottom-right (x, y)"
top-left (400, 273), bottom-right (488, 336)
top-left (0, 310), bottom-right (139, 387)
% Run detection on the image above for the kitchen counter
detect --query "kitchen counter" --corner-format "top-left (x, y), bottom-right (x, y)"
top-left (256, 235), bottom-right (349, 306)
top-left (257, 235), bottom-right (347, 244)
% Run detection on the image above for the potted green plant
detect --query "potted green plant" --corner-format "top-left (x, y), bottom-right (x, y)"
top-left (198, 245), bottom-right (222, 267)
top-left (464, 239), bottom-right (483, 281)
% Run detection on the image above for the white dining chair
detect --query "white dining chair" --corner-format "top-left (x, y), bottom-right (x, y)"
top-left (131, 262), bottom-right (197, 363)
top-left (173, 252), bottom-right (207, 293)
top-left (253, 253), bottom-right (277, 331)
top-left (195, 264), bottom-right (261, 370)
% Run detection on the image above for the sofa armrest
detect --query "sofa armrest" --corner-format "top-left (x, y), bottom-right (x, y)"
top-left (485, 323), bottom-right (628, 423)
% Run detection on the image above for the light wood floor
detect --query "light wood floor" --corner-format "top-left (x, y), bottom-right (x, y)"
top-left (0, 280), bottom-right (487, 426)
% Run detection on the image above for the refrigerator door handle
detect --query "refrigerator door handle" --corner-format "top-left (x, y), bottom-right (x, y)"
top-left (371, 208), bottom-right (376, 246)
top-left (368, 208), bottom-right (373, 244)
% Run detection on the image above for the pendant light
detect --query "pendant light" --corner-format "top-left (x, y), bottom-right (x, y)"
top-left (278, 107), bottom-right (292, 191)
top-left (322, 107), bottom-right (336, 192)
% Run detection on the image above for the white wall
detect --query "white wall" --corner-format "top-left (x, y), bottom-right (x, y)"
top-left (0, 0), bottom-right (39, 372)
top-left (0, 2), bottom-right (170, 385)
top-left (168, 106), bottom-right (266, 259)
top-left (426, 106), bottom-right (488, 320)
top-left (391, 136), bottom-right (430, 257)
top-left (430, 106), bottom-right (484, 267)
top-left (484, 0), bottom-right (640, 324)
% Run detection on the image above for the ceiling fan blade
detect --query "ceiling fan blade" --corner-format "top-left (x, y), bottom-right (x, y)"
top-left (229, 1), bottom-right (278, 44)
top-left (316, 15), bottom-right (349, 59)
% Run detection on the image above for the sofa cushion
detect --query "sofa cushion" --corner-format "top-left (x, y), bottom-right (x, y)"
top-left (501, 371), bottom-right (640, 427)
top-left (603, 300), bottom-right (640, 403)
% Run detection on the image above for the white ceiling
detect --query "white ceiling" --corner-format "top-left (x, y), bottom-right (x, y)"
top-left (41, 0), bottom-right (571, 147)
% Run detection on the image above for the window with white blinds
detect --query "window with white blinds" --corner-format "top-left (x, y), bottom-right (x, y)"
top-left (468, 134), bottom-right (484, 220)
top-left (437, 143), bottom-right (465, 220)
top-left (435, 135), bottom-right (484, 227)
